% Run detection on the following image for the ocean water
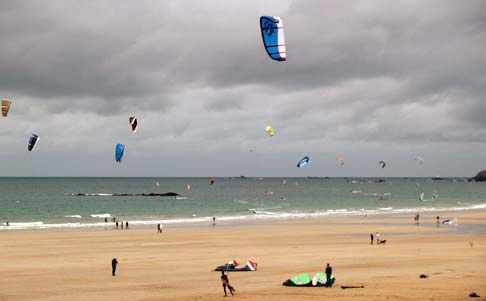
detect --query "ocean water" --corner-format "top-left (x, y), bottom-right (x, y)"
top-left (0, 177), bottom-right (485, 230)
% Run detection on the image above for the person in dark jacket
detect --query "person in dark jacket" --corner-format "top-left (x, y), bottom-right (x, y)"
top-left (325, 263), bottom-right (333, 287)
top-left (112, 257), bottom-right (118, 276)
top-left (370, 233), bottom-right (374, 245)
top-left (220, 271), bottom-right (235, 296)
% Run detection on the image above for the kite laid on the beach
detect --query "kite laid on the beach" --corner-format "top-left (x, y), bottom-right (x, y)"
top-left (115, 144), bottom-right (125, 163)
top-left (214, 260), bottom-right (257, 272)
top-left (27, 134), bottom-right (39, 151)
top-left (260, 16), bottom-right (286, 61)
top-left (282, 273), bottom-right (335, 287)
top-left (129, 117), bottom-right (138, 133)
top-left (336, 156), bottom-right (345, 166)
top-left (297, 156), bottom-right (310, 168)
top-left (1, 99), bottom-right (11, 117)
top-left (265, 126), bottom-right (274, 137)
top-left (379, 161), bottom-right (386, 168)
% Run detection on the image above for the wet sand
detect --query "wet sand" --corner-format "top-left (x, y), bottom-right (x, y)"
top-left (0, 212), bottom-right (485, 301)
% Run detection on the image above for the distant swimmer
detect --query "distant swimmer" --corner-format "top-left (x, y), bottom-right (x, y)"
top-left (111, 257), bottom-right (118, 276)
top-left (220, 271), bottom-right (235, 297)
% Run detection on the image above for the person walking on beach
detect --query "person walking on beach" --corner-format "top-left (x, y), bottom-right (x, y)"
top-left (115, 221), bottom-right (119, 230)
top-left (120, 222), bottom-right (124, 230)
top-left (370, 233), bottom-right (374, 245)
top-left (111, 257), bottom-right (118, 276)
top-left (436, 216), bottom-right (440, 224)
top-left (325, 263), bottom-right (333, 287)
top-left (220, 271), bottom-right (235, 296)
top-left (125, 221), bottom-right (129, 230)
top-left (376, 232), bottom-right (380, 244)
top-left (157, 223), bottom-right (162, 233)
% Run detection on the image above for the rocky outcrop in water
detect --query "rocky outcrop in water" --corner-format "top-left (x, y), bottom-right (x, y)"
top-left (469, 170), bottom-right (486, 182)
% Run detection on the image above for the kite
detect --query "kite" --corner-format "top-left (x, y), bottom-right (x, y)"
top-left (129, 117), bottom-right (138, 133)
top-left (1, 100), bottom-right (11, 117)
top-left (336, 156), bottom-right (345, 166)
top-left (379, 161), bottom-right (386, 168)
top-left (297, 156), bottom-right (310, 168)
top-left (27, 134), bottom-right (39, 151)
top-left (115, 144), bottom-right (125, 163)
top-left (260, 16), bottom-right (286, 61)
top-left (265, 126), bottom-right (274, 137)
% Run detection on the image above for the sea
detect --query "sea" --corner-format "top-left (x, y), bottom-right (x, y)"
top-left (0, 177), bottom-right (485, 231)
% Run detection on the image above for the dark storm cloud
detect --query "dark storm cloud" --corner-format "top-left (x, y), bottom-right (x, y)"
top-left (0, 0), bottom-right (484, 176)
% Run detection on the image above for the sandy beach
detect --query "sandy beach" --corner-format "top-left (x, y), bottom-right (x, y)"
top-left (1, 211), bottom-right (485, 301)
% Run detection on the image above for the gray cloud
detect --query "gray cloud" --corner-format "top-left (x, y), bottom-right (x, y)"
top-left (0, 0), bottom-right (484, 176)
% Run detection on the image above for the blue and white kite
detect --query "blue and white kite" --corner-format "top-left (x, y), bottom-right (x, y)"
top-left (260, 16), bottom-right (286, 61)
top-left (27, 133), bottom-right (39, 151)
top-left (297, 156), bottom-right (310, 168)
top-left (115, 144), bottom-right (125, 163)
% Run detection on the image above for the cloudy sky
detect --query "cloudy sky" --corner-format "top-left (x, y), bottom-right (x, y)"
top-left (0, 0), bottom-right (484, 177)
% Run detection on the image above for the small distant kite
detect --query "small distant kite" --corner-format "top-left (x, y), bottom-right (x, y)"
top-left (415, 156), bottom-right (424, 165)
top-left (297, 156), bottom-right (310, 168)
top-left (27, 134), bottom-right (39, 151)
top-left (336, 156), bottom-right (345, 166)
top-left (129, 117), bottom-right (138, 133)
top-left (379, 161), bottom-right (386, 168)
top-left (265, 126), bottom-right (274, 137)
top-left (115, 144), bottom-right (125, 163)
top-left (260, 16), bottom-right (286, 61)
top-left (1, 99), bottom-right (11, 117)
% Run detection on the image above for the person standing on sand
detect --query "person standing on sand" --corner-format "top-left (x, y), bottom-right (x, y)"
top-left (120, 222), bottom-right (124, 230)
top-left (220, 271), bottom-right (235, 296)
top-left (213, 216), bottom-right (216, 226)
top-left (370, 233), bottom-right (374, 245)
top-left (115, 221), bottom-right (119, 230)
top-left (436, 216), bottom-right (440, 224)
top-left (157, 223), bottom-right (161, 233)
top-left (111, 257), bottom-right (118, 276)
top-left (125, 221), bottom-right (129, 230)
top-left (325, 263), bottom-right (333, 287)
top-left (376, 232), bottom-right (380, 244)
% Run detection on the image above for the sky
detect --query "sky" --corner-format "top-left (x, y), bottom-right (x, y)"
top-left (0, 0), bottom-right (485, 177)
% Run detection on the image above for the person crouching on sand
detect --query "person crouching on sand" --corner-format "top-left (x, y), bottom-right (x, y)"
top-left (220, 271), bottom-right (235, 297)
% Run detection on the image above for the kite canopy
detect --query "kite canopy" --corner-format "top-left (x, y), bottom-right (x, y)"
top-left (28, 134), bottom-right (39, 151)
top-left (265, 126), bottom-right (274, 137)
top-left (297, 156), bottom-right (310, 168)
top-left (379, 161), bottom-right (386, 168)
top-left (115, 144), bottom-right (125, 163)
top-left (1, 99), bottom-right (11, 117)
top-left (283, 273), bottom-right (336, 287)
top-left (415, 156), bottom-right (424, 165)
top-left (129, 117), bottom-right (138, 133)
top-left (260, 16), bottom-right (286, 61)
top-left (337, 156), bottom-right (345, 166)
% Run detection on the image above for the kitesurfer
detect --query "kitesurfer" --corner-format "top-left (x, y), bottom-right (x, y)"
top-left (111, 257), bottom-right (118, 276)
top-left (220, 271), bottom-right (235, 296)
top-left (325, 263), bottom-right (333, 287)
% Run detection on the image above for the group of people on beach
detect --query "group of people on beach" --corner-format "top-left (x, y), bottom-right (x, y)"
top-left (115, 220), bottom-right (129, 230)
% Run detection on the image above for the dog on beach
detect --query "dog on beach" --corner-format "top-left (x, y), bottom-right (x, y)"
top-left (379, 240), bottom-right (387, 244)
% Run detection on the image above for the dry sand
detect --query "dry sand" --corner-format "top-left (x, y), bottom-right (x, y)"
top-left (1, 212), bottom-right (485, 301)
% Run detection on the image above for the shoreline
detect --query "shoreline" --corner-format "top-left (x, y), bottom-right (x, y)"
top-left (2, 207), bottom-right (486, 234)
